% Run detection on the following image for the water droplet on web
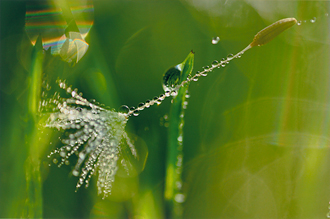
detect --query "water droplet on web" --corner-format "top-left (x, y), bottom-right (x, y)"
top-left (171, 90), bottom-right (178, 96)
top-left (297, 21), bottom-right (302, 26)
top-left (212, 60), bottom-right (219, 67)
top-left (310, 17), bottom-right (316, 23)
top-left (60, 150), bottom-right (66, 157)
top-left (227, 54), bottom-right (234, 59)
top-left (119, 105), bottom-right (130, 114)
top-left (326, 13), bottom-right (329, 17)
top-left (53, 158), bottom-right (58, 164)
top-left (133, 110), bottom-right (140, 116)
top-left (211, 36), bottom-right (220, 44)
top-left (138, 102), bottom-right (145, 110)
top-left (163, 66), bottom-right (181, 92)
top-left (203, 66), bottom-right (210, 71)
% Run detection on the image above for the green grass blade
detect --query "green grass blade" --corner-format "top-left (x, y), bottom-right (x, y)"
top-left (165, 51), bottom-right (194, 219)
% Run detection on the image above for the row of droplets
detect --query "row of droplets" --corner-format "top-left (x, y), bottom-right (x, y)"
top-left (123, 45), bottom-right (250, 117)
top-left (296, 13), bottom-right (329, 26)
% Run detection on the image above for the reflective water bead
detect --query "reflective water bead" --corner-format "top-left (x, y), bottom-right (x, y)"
top-left (159, 94), bottom-right (165, 101)
top-left (60, 150), bottom-right (66, 157)
top-left (310, 17), bottom-right (316, 23)
top-left (171, 90), bottom-right (178, 96)
top-left (174, 193), bottom-right (185, 203)
top-left (212, 60), bottom-right (219, 67)
top-left (133, 110), bottom-right (140, 116)
top-left (203, 66), bottom-right (210, 71)
top-left (200, 71), bottom-right (207, 77)
top-left (163, 66), bottom-right (181, 92)
top-left (211, 36), bottom-right (220, 44)
top-left (227, 54), bottom-right (234, 59)
top-left (138, 102), bottom-right (145, 110)
top-left (72, 169), bottom-right (79, 176)
top-left (145, 100), bottom-right (151, 108)
top-left (119, 105), bottom-right (130, 114)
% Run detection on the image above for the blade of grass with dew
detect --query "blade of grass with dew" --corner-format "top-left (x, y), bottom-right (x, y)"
top-left (164, 51), bottom-right (194, 219)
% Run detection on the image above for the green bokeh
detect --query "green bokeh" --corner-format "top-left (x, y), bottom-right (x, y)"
top-left (1, 0), bottom-right (330, 218)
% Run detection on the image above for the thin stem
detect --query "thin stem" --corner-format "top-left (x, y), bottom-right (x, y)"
top-left (126, 45), bottom-right (252, 117)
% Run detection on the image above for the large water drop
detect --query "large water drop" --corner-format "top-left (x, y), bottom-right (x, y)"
top-left (163, 66), bottom-right (181, 92)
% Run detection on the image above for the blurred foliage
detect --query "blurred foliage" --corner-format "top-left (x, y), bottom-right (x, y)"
top-left (1, 0), bottom-right (330, 218)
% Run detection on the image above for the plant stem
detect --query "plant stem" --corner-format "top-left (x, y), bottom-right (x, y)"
top-left (165, 83), bottom-right (188, 219)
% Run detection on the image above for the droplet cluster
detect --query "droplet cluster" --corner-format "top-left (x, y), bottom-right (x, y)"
top-left (126, 45), bottom-right (251, 116)
top-left (45, 80), bottom-right (137, 198)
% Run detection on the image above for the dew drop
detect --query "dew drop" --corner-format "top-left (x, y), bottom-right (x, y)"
top-left (72, 169), bottom-right (79, 176)
top-left (138, 102), bottom-right (145, 109)
top-left (327, 212), bottom-right (330, 218)
top-left (159, 94), bottom-right (165, 101)
top-left (326, 13), bottom-right (329, 17)
top-left (227, 53), bottom-right (234, 59)
top-left (60, 150), bottom-right (66, 157)
top-left (174, 193), bottom-right (185, 203)
top-left (119, 105), bottom-right (130, 114)
top-left (211, 36), bottom-right (220, 44)
top-left (200, 72), bottom-right (207, 77)
top-left (65, 160), bottom-right (70, 165)
top-left (53, 158), bottom-right (58, 164)
top-left (163, 66), bottom-right (181, 92)
top-left (145, 100), bottom-right (151, 108)
top-left (203, 66), bottom-right (210, 71)
top-left (297, 21), bottom-right (302, 26)
top-left (59, 82), bottom-right (66, 89)
top-left (171, 90), bottom-right (178, 96)
top-left (133, 110), bottom-right (139, 116)
top-left (310, 17), bottom-right (316, 23)
top-left (212, 60), bottom-right (219, 67)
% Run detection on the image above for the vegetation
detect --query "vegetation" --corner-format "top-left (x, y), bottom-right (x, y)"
top-left (1, 1), bottom-right (329, 218)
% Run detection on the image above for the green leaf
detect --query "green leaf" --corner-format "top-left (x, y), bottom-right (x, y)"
top-left (165, 51), bottom-right (194, 219)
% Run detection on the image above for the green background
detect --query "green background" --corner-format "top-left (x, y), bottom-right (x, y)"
top-left (1, 0), bottom-right (330, 218)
